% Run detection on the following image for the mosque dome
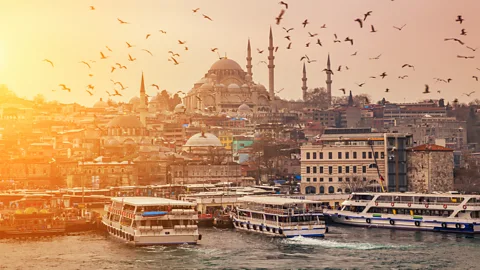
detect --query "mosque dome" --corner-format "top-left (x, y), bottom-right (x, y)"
top-left (200, 82), bottom-right (213, 90)
top-left (237, 103), bottom-right (251, 114)
top-left (93, 98), bottom-right (108, 108)
top-left (210, 58), bottom-right (243, 71)
top-left (129, 96), bottom-right (140, 104)
top-left (184, 132), bottom-right (223, 147)
top-left (228, 83), bottom-right (240, 90)
top-left (196, 77), bottom-right (209, 85)
top-left (107, 115), bottom-right (143, 128)
top-left (241, 84), bottom-right (249, 88)
top-left (255, 84), bottom-right (267, 90)
top-left (104, 138), bottom-right (121, 147)
top-left (174, 103), bottom-right (186, 114)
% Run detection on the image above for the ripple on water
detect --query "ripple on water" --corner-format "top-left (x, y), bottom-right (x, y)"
top-left (283, 236), bottom-right (415, 250)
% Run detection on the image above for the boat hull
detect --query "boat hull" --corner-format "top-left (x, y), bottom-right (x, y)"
top-left (232, 217), bottom-right (326, 238)
top-left (325, 211), bottom-right (480, 234)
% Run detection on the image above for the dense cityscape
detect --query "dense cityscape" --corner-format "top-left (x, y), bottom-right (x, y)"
top-left (1, 1), bottom-right (480, 269)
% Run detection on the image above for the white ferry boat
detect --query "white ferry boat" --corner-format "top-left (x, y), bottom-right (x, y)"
top-left (102, 197), bottom-right (201, 245)
top-left (231, 196), bottom-right (327, 238)
top-left (324, 192), bottom-right (480, 233)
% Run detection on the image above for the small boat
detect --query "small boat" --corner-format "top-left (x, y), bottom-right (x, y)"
top-left (213, 214), bottom-right (234, 229)
top-left (0, 208), bottom-right (65, 237)
top-left (102, 197), bottom-right (202, 245)
top-left (231, 196), bottom-right (327, 238)
top-left (324, 192), bottom-right (480, 233)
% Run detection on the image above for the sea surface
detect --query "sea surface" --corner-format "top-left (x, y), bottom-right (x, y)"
top-left (0, 225), bottom-right (479, 270)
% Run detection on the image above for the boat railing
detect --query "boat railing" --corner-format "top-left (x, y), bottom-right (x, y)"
top-left (373, 201), bottom-right (462, 206)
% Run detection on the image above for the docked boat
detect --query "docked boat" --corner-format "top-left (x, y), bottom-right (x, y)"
top-left (102, 197), bottom-right (201, 246)
top-left (324, 192), bottom-right (480, 233)
top-left (231, 196), bottom-right (327, 238)
top-left (0, 208), bottom-right (65, 237)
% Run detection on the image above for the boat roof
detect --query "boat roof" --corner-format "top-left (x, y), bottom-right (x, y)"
top-left (352, 192), bottom-right (475, 197)
top-left (111, 197), bottom-right (195, 207)
top-left (238, 196), bottom-right (318, 206)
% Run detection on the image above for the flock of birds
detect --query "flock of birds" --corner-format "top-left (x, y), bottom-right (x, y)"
top-left (40, 2), bottom-right (479, 104)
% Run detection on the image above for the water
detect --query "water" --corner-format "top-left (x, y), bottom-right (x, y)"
top-left (0, 226), bottom-right (479, 269)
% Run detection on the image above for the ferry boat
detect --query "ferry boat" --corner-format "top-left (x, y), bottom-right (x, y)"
top-left (324, 192), bottom-right (480, 233)
top-left (231, 196), bottom-right (327, 238)
top-left (102, 197), bottom-right (201, 246)
top-left (0, 208), bottom-right (65, 237)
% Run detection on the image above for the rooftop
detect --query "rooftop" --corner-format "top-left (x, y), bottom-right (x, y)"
top-left (238, 196), bottom-right (317, 206)
top-left (408, 144), bottom-right (453, 152)
top-left (111, 197), bottom-right (195, 207)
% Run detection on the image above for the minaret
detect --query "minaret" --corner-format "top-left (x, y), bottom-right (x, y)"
top-left (302, 62), bottom-right (308, 101)
top-left (348, 90), bottom-right (354, 106)
top-left (138, 72), bottom-right (148, 127)
top-left (246, 38), bottom-right (253, 78)
top-left (326, 53), bottom-right (332, 107)
top-left (268, 27), bottom-right (275, 99)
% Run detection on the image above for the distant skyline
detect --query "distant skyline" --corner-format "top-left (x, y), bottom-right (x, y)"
top-left (1, 0), bottom-right (480, 105)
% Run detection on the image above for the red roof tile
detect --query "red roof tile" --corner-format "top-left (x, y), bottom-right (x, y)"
top-left (408, 144), bottom-right (453, 152)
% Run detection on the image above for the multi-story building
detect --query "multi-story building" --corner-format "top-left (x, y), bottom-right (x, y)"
top-left (300, 128), bottom-right (413, 194)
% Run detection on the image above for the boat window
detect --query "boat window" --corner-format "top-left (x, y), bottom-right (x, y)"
top-left (351, 194), bottom-right (374, 201)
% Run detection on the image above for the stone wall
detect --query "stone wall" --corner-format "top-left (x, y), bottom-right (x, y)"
top-left (407, 151), bottom-right (454, 192)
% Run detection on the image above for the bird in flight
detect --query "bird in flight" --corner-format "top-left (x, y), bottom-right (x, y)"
top-left (369, 76), bottom-right (376, 79)
top-left (128, 54), bottom-right (136, 61)
top-left (142, 49), bottom-right (153, 56)
top-left (283, 27), bottom-right (294, 33)
top-left (279, 1), bottom-right (288, 9)
top-left (300, 55), bottom-right (311, 62)
top-left (257, 48), bottom-right (264, 54)
top-left (322, 68), bottom-right (334, 75)
top-left (473, 76), bottom-right (478, 81)
top-left (345, 37), bottom-right (354, 46)
top-left (351, 51), bottom-right (357, 56)
top-left (364, 11), bottom-right (372, 21)
top-left (257, 61), bottom-right (267, 65)
top-left (80, 61), bottom-right (91, 68)
top-left (151, 84), bottom-right (160, 90)
top-left (320, 24), bottom-right (327, 28)
top-left (87, 84), bottom-right (94, 90)
top-left (106, 46), bottom-right (112, 52)
top-left (457, 55), bottom-right (475, 59)
top-left (308, 32), bottom-right (318, 37)
top-left (89, 6), bottom-right (95, 10)
top-left (402, 64), bottom-right (415, 70)
top-left (43, 59), bottom-right (54, 67)
top-left (168, 51), bottom-right (180, 57)
top-left (86, 89), bottom-right (94, 96)
top-left (464, 91), bottom-right (475, 97)
top-left (106, 91), bottom-right (112, 97)
top-left (356, 82), bottom-right (365, 87)
top-left (385, 88), bottom-right (390, 93)
top-left (284, 35), bottom-right (291, 41)
top-left (369, 54), bottom-right (382, 60)
top-left (444, 38), bottom-right (464, 45)
top-left (126, 42), bottom-right (134, 48)
top-left (380, 72), bottom-right (387, 79)
top-left (337, 65), bottom-right (342, 72)
top-left (398, 75), bottom-right (408, 79)
top-left (302, 19), bottom-right (309, 28)
top-left (111, 66), bottom-right (116, 73)
top-left (286, 42), bottom-right (292, 49)
top-left (456, 15), bottom-right (464, 24)
top-left (159, 30), bottom-right (167, 34)
top-left (192, 8), bottom-right (200, 13)
top-left (466, 46), bottom-right (478, 51)
top-left (354, 18), bottom-right (363, 28)
top-left (339, 88), bottom-right (346, 94)
top-left (305, 42), bottom-right (310, 47)
top-left (146, 34), bottom-right (151, 39)
top-left (59, 84), bottom-right (71, 92)
top-left (117, 18), bottom-right (129, 24)
top-left (316, 39), bottom-right (322, 46)
top-left (113, 89), bottom-right (122, 96)
top-left (333, 33), bottom-right (341, 43)
top-left (178, 40), bottom-right (186, 45)
top-left (460, 29), bottom-right (467, 36)
top-left (171, 57), bottom-right (179, 65)
top-left (114, 81), bottom-right (127, 90)
top-left (276, 9), bottom-right (285, 25)
top-left (211, 48), bottom-right (218, 52)
top-left (423, 84), bottom-right (430, 94)
top-left (100, 52), bottom-right (108, 59)
top-left (370, 25), bottom-right (377, 33)
top-left (202, 14), bottom-right (213, 21)
top-left (393, 24), bottom-right (406, 31)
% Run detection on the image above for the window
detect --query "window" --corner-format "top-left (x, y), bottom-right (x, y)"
top-left (320, 186), bottom-right (325, 194)
top-left (319, 166), bottom-right (324, 173)
top-left (313, 152), bottom-right (317, 159)
top-left (375, 152), bottom-right (379, 159)
top-left (346, 177), bottom-right (350, 182)
top-left (306, 152), bottom-right (311, 159)
top-left (353, 152), bottom-right (357, 159)
top-left (368, 152), bottom-right (373, 159)
top-left (313, 167), bottom-right (317, 173)
top-left (306, 166), bottom-right (310, 173)
top-left (320, 152), bottom-right (324, 159)
top-left (313, 177), bottom-right (317, 182)
top-left (362, 166), bottom-right (367, 173)
top-left (328, 152), bottom-right (333, 159)
top-left (337, 188), bottom-right (343, 193)
top-left (363, 177), bottom-right (367, 181)
top-left (346, 166), bottom-right (350, 173)
top-left (306, 177), bottom-right (311, 182)
top-left (338, 152), bottom-right (342, 159)
top-left (328, 186), bottom-right (335, 194)
top-left (345, 152), bottom-right (350, 159)
top-left (338, 177), bottom-right (343, 182)
top-left (329, 177), bottom-right (333, 182)
top-left (353, 166), bottom-right (357, 173)
top-left (328, 166), bottom-right (333, 174)
top-left (320, 177), bottom-right (324, 182)
top-left (338, 166), bottom-right (342, 173)
top-left (362, 152), bottom-right (366, 159)
top-left (381, 152), bottom-right (385, 159)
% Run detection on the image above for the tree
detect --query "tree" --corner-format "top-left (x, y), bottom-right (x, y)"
top-left (341, 176), bottom-right (372, 193)
top-left (332, 93), bottom-right (372, 107)
top-left (33, 94), bottom-right (45, 105)
top-left (304, 87), bottom-right (330, 109)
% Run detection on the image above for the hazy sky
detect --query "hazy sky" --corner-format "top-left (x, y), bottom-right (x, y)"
top-left (1, 0), bottom-right (479, 106)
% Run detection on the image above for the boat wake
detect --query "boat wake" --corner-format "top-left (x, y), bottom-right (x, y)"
top-left (284, 236), bottom-right (411, 250)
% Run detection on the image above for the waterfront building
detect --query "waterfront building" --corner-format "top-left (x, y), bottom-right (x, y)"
top-left (406, 144), bottom-right (454, 193)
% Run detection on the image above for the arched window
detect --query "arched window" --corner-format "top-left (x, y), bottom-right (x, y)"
top-left (319, 186), bottom-right (325, 194)
top-left (305, 186), bottom-right (316, 194)
top-left (337, 188), bottom-right (343, 193)
top-left (345, 188), bottom-right (351, 193)
top-left (328, 186), bottom-right (335, 194)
